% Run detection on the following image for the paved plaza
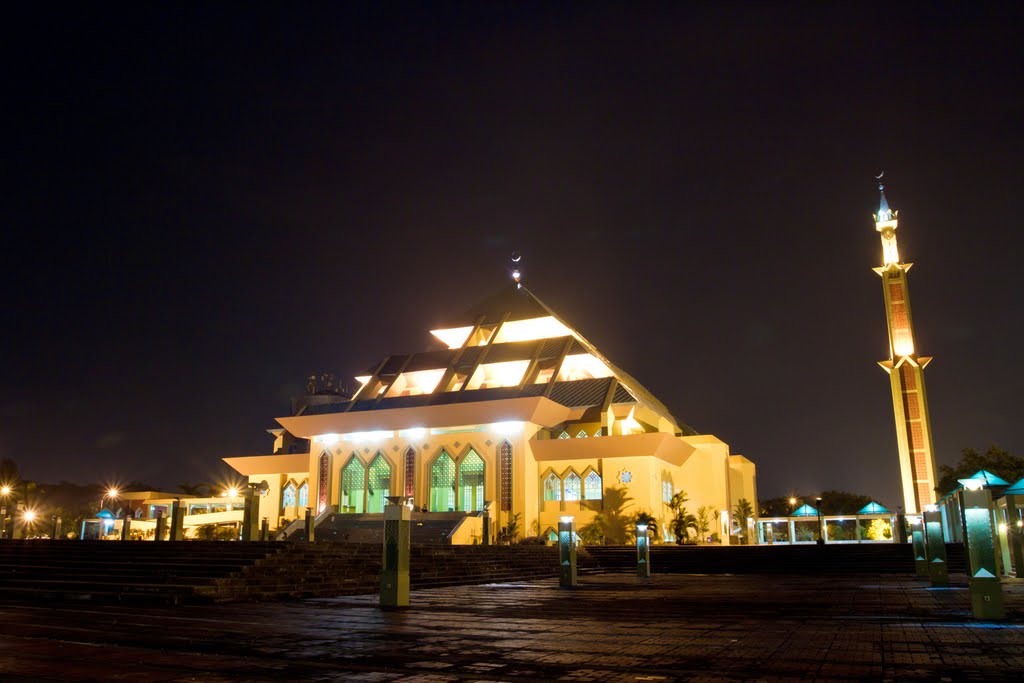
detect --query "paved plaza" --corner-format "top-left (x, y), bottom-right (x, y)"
top-left (0, 573), bottom-right (1022, 682)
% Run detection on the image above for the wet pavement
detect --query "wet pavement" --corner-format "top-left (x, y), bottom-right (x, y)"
top-left (0, 573), bottom-right (1022, 682)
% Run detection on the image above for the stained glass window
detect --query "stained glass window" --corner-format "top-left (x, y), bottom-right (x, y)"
top-left (404, 447), bottom-right (416, 499)
top-left (564, 472), bottom-right (581, 501)
top-left (297, 482), bottom-right (309, 508)
top-left (366, 452), bottom-right (391, 513)
top-left (459, 449), bottom-right (485, 512)
top-left (430, 451), bottom-right (456, 512)
top-left (544, 472), bottom-right (561, 501)
top-left (575, 430), bottom-right (588, 439)
top-left (558, 431), bottom-right (570, 439)
top-left (317, 452), bottom-right (330, 513)
top-left (281, 482), bottom-right (297, 510)
top-left (341, 457), bottom-right (365, 513)
top-left (662, 480), bottom-right (673, 504)
top-left (499, 441), bottom-right (512, 511)
top-left (583, 471), bottom-right (602, 500)
top-left (593, 428), bottom-right (604, 437)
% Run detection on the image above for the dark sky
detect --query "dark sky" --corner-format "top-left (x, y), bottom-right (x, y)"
top-left (4, 4), bottom-right (1022, 507)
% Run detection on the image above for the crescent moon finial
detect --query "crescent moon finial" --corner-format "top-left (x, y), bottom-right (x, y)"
top-left (874, 171), bottom-right (885, 180)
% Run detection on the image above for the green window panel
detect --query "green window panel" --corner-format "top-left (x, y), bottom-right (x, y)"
top-left (583, 471), bottom-right (602, 500)
top-left (460, 450), bottom-right (485, 512)
top-left (341, 457), bottom-right (366, 513)
top-left (430, 451), bottom-right (456, 512)
top-left (544, 472), bottom-right (561, 501)
top-left (367, 453), bottom-right (391, 513)
top-left (565, 473), bottom-right (581, 501)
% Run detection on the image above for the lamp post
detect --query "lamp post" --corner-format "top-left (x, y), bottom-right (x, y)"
top-left (558, 516), bottom-right (577, 587)
top-left (0, 485), bottom-right (12, 539)
top-left (815, 497), bottom-right (824, 545)
top-left (636, 524), bottom-right (651, 578)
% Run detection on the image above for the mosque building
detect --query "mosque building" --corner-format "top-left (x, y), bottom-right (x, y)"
top-left (225, 274), bottom-right (758, 544)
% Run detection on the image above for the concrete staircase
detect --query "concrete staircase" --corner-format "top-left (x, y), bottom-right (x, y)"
top-left (313, 512), bottom-right (467, 544)
top-left (584, 542), bottom-right (967, 574)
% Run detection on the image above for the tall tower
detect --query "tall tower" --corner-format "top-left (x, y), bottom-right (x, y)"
top-left (873, 181), bottom-right (938, 514)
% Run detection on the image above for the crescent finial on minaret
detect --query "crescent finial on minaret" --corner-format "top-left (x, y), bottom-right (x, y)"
top-left (510, 251), bottom-right (522, 288)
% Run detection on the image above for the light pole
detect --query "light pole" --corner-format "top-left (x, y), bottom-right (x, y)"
top-left (0, 485), bottom-right (12, 539)
top-left (815, 496), bottom-right (824, 545)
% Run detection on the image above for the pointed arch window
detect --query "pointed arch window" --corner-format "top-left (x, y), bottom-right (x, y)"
top-left (583, 471), bottom-right (602, 500)
top-left (499, 441), bottom-right (512, 512)
top-left (282, 481), bottom-right (297, 510)
top-left (459, 449), bottom-right (485, 512)
top-left (543, 472), bottom-right (561, 501)
top-left (403, 447), bottom-right (416, 499)
top-left (341, 456), bottom-right (365, 513)
top-left (593, 428), bottom-right (604, 438)
top-left (662, 479), bottom-right (673, 504)
top-left (297, 482), bottom-right (309, 508)
top-left (367, 453), bottom-right (391, 513)
top-left (575, 430), bottom-right (588, 439)
top-left (558, 431), bottom-right (570, 439)
top-left (430, 451), bottom-right (456, 512)
top-left (564, 472), bottom-right (581, 501)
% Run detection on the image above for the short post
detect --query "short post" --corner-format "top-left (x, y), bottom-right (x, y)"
top-left (304, 507), bottom-right (315, 542)
top-left (50, 515), bottom-right (61, 541)
top-left (558, 516), bottom-right (577, 587)
top-left (636, 524), bottom-right (651, 578)
top-left (120, 513), bottom-right (132, 541)
top-left (169, 499), bottom-right (185, 541)
top-left (895, 509), bottom-right (908, 543)
top-left (910, 516), bottom-right (928, 577)
top-left (959, 486), bottom-right (1005, 619)
top-left (1004, 494), bottom-right (1023, 576)
top-left (380, 496), bottom-right (410, 608)
top-left (0, 506), bottom-right (6, 539)
top-left (154, 510), bottom-right (166, 541)
top-left (260, 517), bottom-right (269, 542)
top-left (815, 497), bottom-right (824, 545)
top-left (481, 500), bottom-right (492, 546)
top-left (922, 508), bottom-right (948, 587)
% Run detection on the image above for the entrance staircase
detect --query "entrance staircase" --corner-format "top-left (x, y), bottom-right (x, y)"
top-left (585, 542), bottom-right (967, 574)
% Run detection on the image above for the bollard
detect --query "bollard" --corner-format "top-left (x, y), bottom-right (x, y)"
top-left (910, 516), bottom-right (928, 577)
top-left (0, 506), bottom-right (6, 539)
top-left (1004, 494), bottom-right (1023, 577)
top-left (558, 516), bottom-right (577, 587)
top-left (260, 517), bottom-right (269, 542)
top-left (241, 490), bottom-right (260, 541)
top-left (922, 509), bottom-right (948, 587)
top-left (121, 514), bottom-right (132, 541)
top-left (169, 500), bottom-right (185, 541)
top-left (154, 511), bottom-right (166, 542)
top-left (895, 512), bottom-right (908, 544)
top-left (51, 515), bottom-right (61, 541)
top-left (482, 501), bottom-right (491, 546)
top-left (636, 524), bottom-right (651, 578)
top-left (380, 497), bottom-right (410, 608)
top-left (959, 486), bottom-right (1005, 619)
top-left (304, 507), bottom-right (315, 542)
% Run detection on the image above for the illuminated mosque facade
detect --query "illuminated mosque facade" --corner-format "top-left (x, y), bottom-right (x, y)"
top-left (225, 277), bottom-right (758, 543)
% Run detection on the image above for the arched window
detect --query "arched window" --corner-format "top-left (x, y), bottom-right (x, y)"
top-left (341, 457), bottom-right (365, 513)
top-left (403, 447), bottom-right (416, 499)
top-left (593, 428), bottom-right (604, 437)
top-left (662, 479), bottom-right (673, 504)
top-left (564, 472), bottom-right (581, 501)
top-left (499, 441), bottom-right (512, 511)
top-left (317, 452), bottom-right (330, 513)
top-left (543, 472), bottom-right (561, 501)
top-left (430, 451), bottom-right (456, 512)
top-left (546, 527), bottom-right (558, 542)
top-left (575, 430), bottom-right (588, 439)
top-left (583, 471), bottom-right (602, 500)
top-left (459, 449), bottom-right (485, 512)
top-left (557, 431), bottom-right (570, 439)
top-left (281, 481), bottom-right (297, 511)
top-left (367, 452), bottom-right (391, 513)
top-left (297, 482), bottom-right (309, 508)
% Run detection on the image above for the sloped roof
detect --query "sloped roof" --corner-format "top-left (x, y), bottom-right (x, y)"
top-left (439, 284), bottom-right (552, 327)
top-left (858, 502), bottom-right (889, 514)
top-left (960, 470), bottom-right (1011, 488)
top-left (1002, 477), bottom-right (1024, 495)
top-left (792, 504), bottom-right (818, 517)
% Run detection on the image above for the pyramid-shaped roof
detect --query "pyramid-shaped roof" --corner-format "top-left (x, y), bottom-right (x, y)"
top-left (311, 283), bottom-right (692, 434)
top-left (858, 501), bottom-right (889, 515)
top-left (792, 504), bottom-right (818, 517)
top-left (959, 470), bottom-right (1010, 488)
top-left (1002, 477), bottom-right (1024, 495)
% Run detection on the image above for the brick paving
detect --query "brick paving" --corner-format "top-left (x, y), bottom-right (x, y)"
top-left (0, 573), bottom-right (1021, 682)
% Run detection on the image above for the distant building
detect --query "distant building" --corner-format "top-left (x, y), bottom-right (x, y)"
top-left (225, 281), bottom-right (757, 543)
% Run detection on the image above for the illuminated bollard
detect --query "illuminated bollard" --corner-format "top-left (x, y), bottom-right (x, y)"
top-left (910, 516), bottom-right (928, 577)
top-left (169, 500), bottom-right (185, 541)
top-left (50, 515), bottom-right (61, 541)
top-left (304, 507), bottom-right (315, 542)
top-left (121, 514), bottom-right (132, 541)
top-left (922, 509), bottom-right (948, 587)
top-left (558, 516), bottom-right (577, 588)
top-left (959, 486), bottom-right (1005, 619)
top-left (380, 496), bottom-right (411, 608)
top-left (636, 524), bottom-right (651, 578)
top-left (154, 511), bottom-right (166, 541)
top-left (241, 490), bottom-right (260, 542)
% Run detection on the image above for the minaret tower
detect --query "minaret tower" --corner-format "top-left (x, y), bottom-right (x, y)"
top-left (873, 179), bottom-right (938, 514)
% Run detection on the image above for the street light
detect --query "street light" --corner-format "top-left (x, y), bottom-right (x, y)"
top-left (815, 496), bottom-right (824, 545)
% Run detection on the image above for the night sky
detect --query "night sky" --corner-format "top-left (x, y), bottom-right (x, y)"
top-left (5, 4), bottom-right (1022, 507)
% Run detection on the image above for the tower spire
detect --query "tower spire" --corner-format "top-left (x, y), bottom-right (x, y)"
top-left (871, 178), bottom-right (939, 514)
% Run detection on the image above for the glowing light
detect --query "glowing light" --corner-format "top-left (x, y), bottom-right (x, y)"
top-left (106, 487), bottom-right (119, 499)
top-left (556, 353), bottom-right (612, 382)
top-left (893, 336), bottom-right (915, 357)
top-left (401, 427), bottom-right (427, 439)
top-left (465, 360), bottom-right (529, 391)
top-left (384, 368), bottom-right (445, 398)
top-left (430, 326), bottom-right (474, 349)
top-left (924, 505), bottom-right (938, 512)
top-left (636, 524), bottom-right (648, 533)
top-left (348, 430), bottom-right (393, 442)
top-left (0, 486), bottom-right (11, 497)
top-left (23, 510), bottom-right (36, 523)
top-left (999, 523), bottom-right (1008, 534)
top-left (560, 516), bottom-right (574, 524)
top-left (492, 421), bottom-right (521, 435)
top-left (960, 478), bottom-right (985, 491)
top-left (353, 375), bottom-right (372, 391)
top-left (319, 433), bottom-right (339, 446)
top-left (225, 487), bottom-right (240, 498)
top-left (1017, 520), bottom-right (1023, 528)
top-left (492, 316), bottom-right (572, 344)
top-left (788, 497), bottom-right (797, 506)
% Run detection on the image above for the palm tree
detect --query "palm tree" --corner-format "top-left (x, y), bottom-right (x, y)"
top-left (669, 506), bottom-right (698, 544)
top-left (733, 498), bottom-right (754, 545)
top-left (632, 511), bottom-right (659, 539)
top-left (580, 486), bottom-right (634, 544)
